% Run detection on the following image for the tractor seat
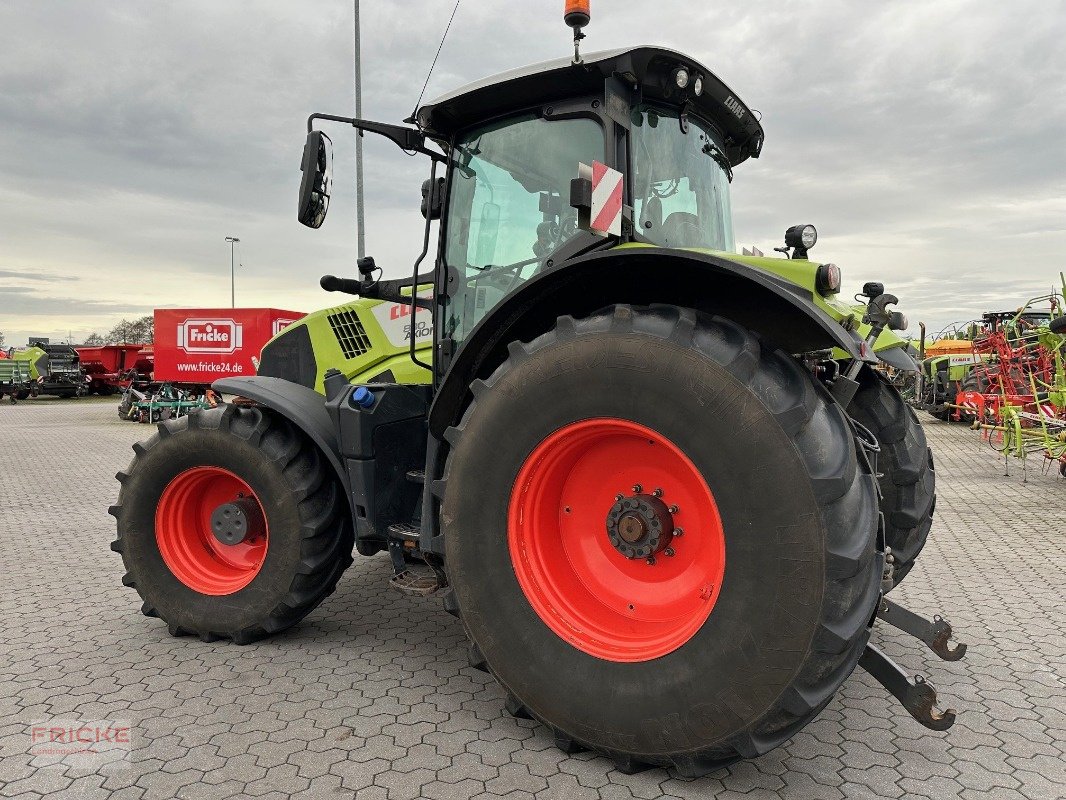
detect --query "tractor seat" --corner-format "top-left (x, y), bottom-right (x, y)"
top-left (661, 211), bottom-right (701, 248)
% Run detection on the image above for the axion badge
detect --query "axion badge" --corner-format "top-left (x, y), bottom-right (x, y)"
top-left (176, 319), bottom-right (243, 354)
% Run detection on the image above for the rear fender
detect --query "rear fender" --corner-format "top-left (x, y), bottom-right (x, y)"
top-left (876, 345), bottom-right (919, 372)
top-left (429, 248), bottom-right (861, 438)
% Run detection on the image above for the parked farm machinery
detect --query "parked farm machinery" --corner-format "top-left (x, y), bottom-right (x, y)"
top-left (1, 343), bottom-right (89, 399)
top-left (77, 344), bottom-right (154, 396)
top-left (954, 294), bottom-right (1063, 425)
top-left (118, 381), bottom-right (217, 423)
top-left (915, 322), bottom-right (986, 420)
top-left (964, 310), bottom-right (1066, 476)
top-left (111, 6), bottom-right (963, 774)
top-left (0, 357), bottom-right (33, 403)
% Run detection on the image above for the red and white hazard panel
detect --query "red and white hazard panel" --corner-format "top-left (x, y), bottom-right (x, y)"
top-left (577, 161), bottom-right (623, 237)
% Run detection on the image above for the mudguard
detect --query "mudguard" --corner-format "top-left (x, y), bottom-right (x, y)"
top-left (213, 376), bottom-right (348, 495)
top-left (429, 247), bottom-right (861, 438)
top-left (877, 345), bottom-right (919, 372)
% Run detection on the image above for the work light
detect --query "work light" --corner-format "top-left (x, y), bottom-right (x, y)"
top-left (673, 67), bottom-right (690, 89)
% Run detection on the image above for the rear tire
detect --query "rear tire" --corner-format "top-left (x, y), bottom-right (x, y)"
top-left (441, 306), bottom-right (881, 774)
top-left (849, 370), bottom-right (935, 589)
top-left (110, 405), bottom-right (353, 643)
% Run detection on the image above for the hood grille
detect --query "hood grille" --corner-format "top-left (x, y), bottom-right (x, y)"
top-left (327, 309), bottom-right (372, 359)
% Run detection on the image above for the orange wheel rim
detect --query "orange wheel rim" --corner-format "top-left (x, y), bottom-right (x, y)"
top-left (508, 419), bottom-right (726, 662)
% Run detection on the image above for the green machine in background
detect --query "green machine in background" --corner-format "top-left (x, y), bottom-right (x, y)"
top-left (0, 354), bottom-right (35, 403)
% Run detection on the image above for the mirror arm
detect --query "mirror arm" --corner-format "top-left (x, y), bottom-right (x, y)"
top-left (306, 113), bottom-right (447, 163)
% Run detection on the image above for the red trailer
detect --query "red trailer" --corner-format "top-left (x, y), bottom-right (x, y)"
top-left (75, 344), bottom-right (155, 395)
top-left (153, 308), bottom-right (303, 386)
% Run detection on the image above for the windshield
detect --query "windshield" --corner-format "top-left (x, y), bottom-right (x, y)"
top-left (443, 114), bottom-right (603, 345)
top-left (631, 105), bottom-right (734, 251)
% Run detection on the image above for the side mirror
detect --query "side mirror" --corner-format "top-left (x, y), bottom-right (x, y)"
top-left (298, 131), bottom-right (333, 228)
top-left (421, 177), bottom-right (445, 220)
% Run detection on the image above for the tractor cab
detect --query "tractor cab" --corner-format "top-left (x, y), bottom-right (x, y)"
top-left (417, 47), bottom-right (754, 344)
top-left (294, 45), bottom-right (765, 372)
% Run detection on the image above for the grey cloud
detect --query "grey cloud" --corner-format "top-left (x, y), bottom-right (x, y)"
top-left (0, 269), bottom-right (77, 282)
top-left (1, 0), bottom-right (1064, 342)
top-left (0, 289), bottom-right (152, 318)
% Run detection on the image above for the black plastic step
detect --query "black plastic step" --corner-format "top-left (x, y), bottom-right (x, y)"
top-left (406, 469), bottom-right (425, 484)
top-left (388, 565), bottom-right (444, 597)
top-left (388, 522), bottom-right (421, 542)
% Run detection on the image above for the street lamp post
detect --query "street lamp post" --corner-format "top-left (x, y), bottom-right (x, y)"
top-left (354, 0), bottom-right (365, 259)
top-left (225, 236), bottom-right (240, 308)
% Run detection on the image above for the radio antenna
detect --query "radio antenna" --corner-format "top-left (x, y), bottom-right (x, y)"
top-left (407, 0), bottom-right (462, 124)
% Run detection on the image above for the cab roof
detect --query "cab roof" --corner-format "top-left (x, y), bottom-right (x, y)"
top-left (416, 45), bottom-right (765, 167)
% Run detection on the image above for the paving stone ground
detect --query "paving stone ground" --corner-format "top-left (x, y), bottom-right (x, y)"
top-left (0, 397), bottom-right (1063, 799)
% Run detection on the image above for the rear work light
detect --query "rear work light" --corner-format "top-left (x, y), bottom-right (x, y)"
top-left (816, 263), bottom-right (841, 295)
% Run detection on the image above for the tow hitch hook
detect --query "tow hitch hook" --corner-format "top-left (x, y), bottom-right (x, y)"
top-left (876, 597), bottom-right (968, 661)
top-left (859, 643), bottom-right (957, 731)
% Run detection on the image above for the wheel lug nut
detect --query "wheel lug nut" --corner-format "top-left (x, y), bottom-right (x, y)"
top-left (664, 547), bottom-right (675, 557)
top-left (616, 494), bottom-right (624, 501)
top-left (652, 488), bottom-right (663, 497)
top-left (646, 556), bottom-right (656, 565)
top-left (673, 528), bottom-right (684, 537)
top-left (668, 505), bottom-right (679, 514)
top-left (632, 484), bottom-right (643, 493)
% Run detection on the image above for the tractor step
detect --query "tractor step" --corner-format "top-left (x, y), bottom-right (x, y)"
top-left (387, 521), bottom-right (421, 542)
top-left (859, 643), bottom-right (957, 731)
top-left (388, 565), bottom-right (444, 597)
top-left (876, 597), bottom-right (967, 661)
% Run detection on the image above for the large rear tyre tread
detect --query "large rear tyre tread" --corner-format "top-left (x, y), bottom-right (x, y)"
top-left (110, 405), bottom-right (353, 644)
top-left (441, 305), bottom-right (881, 775)
top-left (850, 370), bottom-right (935, 588)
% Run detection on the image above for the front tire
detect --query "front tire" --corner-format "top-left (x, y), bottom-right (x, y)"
top-left (441, 306), bottom-right (881, 774)
top-left (850, 371), bottom-right (936, 588)
top-left (110, 405), bottom-right (353, 643)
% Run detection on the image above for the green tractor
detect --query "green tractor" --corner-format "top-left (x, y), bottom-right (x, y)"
top-left (920, 351), bottom-right (983, 421)
top-left (113, 17), bottom-right (961, 773)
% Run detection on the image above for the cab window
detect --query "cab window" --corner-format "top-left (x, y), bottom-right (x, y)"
top-left (443, 114), bottom-right (603, 344)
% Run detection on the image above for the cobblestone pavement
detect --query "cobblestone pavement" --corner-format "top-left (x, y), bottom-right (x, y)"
top-left (0, 398), bottom-right (1063, 800)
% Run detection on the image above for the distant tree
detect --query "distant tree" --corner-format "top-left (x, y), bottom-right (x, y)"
top-left (134, 315), bottom-right (154, 344)
top-left (105, 316), bottom-right (154, 345)
top-left (0, 330), bottom-right (5, 347)
top-left (83, 332), bottom-right (105, 346)
top-left (106, 320), bottom-right (131, 344)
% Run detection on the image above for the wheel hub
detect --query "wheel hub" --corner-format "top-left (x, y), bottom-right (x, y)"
top-left (210, 498), bottom-right (265, 546)
top-left (606, 494), bottom-right (674, 559)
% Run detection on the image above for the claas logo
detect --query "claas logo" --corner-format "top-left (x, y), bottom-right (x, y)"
top-left (176, 319), bottom-right (243, 354)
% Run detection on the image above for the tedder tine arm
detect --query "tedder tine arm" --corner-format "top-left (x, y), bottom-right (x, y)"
top-left (876, 597), bottom-right (968, 661)
top-left (859, 644), bottom-right (957, 731)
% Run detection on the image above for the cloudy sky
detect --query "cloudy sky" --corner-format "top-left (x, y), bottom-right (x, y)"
top-left (2, 0), bottom-right (1065, 346)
